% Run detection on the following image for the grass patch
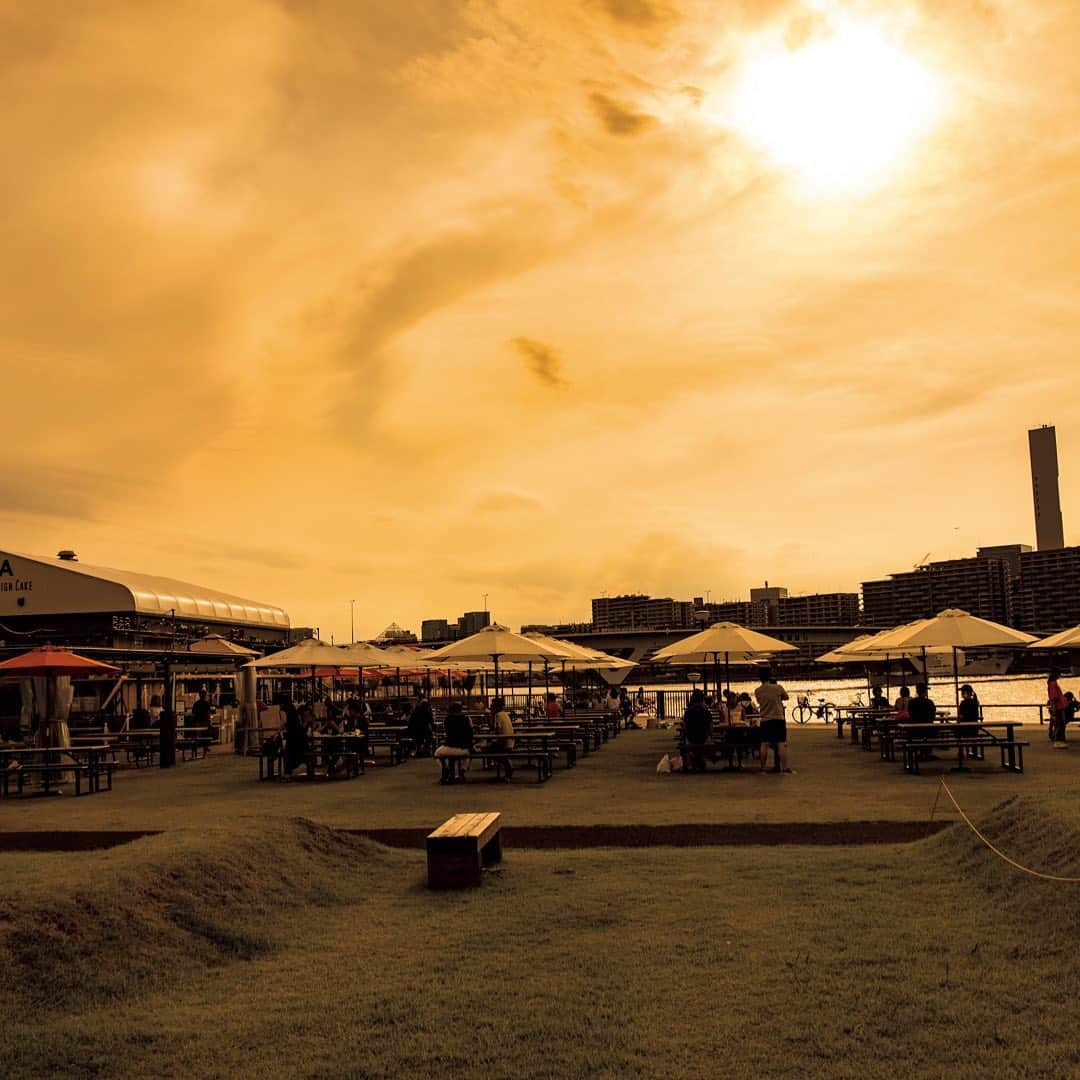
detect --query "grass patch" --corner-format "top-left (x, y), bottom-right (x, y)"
top-left (2, 800), bottom-right (1080, 1077)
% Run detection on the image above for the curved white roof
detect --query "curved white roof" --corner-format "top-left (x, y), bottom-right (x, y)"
top-left (0, 552), bottom-right (290, 629)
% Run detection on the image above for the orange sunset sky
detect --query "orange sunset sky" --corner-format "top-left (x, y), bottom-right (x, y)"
top-left (3, 0), bottom-right (1078, 640)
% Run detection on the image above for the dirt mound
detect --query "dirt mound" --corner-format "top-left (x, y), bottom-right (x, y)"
top-left (925, 792), bottom-right (1080, 917)
top-left (0, 818), bottom-right (398, 1009)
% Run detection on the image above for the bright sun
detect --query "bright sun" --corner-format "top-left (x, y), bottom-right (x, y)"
top-left (730, 22), bottom-right (941, 194)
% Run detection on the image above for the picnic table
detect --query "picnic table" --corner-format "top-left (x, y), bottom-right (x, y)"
top-left (258, 732), bottom-right (366, 781)
top-left (0, 744), bottom-right (115, 797)
top-left (475, 730), bottom-right (557, 782)
top-left (674, 725), bottom-right (762, 771)
top-left (365, 725), bottom-right (412, 765)
top-left (888, 720), bottom-right (1028, 774)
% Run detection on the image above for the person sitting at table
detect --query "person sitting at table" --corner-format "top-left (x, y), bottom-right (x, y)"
top-left (907, 683), bottom-right (937, 725)
top-left (1061, 691), bottom-right (1076, 744)
top-left (893, 686), bottom-right (911, 721)
top-left (681, 689), bottom-right (713, 772)
top-left (725, 691), bottom-right (743, 725)
top-left (148, 694), bottom-right (163, 726)
top-left (545, 692), bottom-right (563, 720)
top-left (130, 703), bottom-right (151, 728)
top-left (434, 701), bottom-right (473, 783)
top-left (870, 686), bottom-right (890, 712)
top-left (486, 696), bottom-right (516, 781)
top-left (738, 693), bottom-right (757, 724)
top-left (408, 695), bottom-right (435, 758)
top-left (957, 684), bottom-right (981, 725)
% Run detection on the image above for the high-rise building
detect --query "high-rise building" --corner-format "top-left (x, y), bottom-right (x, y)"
top-left (457, 610), bottom-right (491, 637)
top-left (1029, 425), bottom-right (1065, 550)
top-left (1012, 546), bottom-right (1080, 632)
top-left (421, 619), bottom-right (451, 643)
top-left (861, 548), bottom-right (1023, 626)
top-left (776, 592), bottom-right (860, 626)
top-left (591, 594), bottom-right (692, 631)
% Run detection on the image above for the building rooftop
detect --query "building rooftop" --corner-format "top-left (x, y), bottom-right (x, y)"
top-left (0, 551), bottom-right (289, 629)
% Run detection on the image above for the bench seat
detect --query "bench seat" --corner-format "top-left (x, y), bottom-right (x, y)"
top-left (426, 812), bottom-right (502, 888)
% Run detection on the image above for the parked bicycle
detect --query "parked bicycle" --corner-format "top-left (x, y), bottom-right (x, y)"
top-left (793, 694), bottom-right (843, 724)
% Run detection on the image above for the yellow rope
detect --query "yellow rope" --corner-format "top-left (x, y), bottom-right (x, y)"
top-left (938, 778), bottom-right (1080, 883)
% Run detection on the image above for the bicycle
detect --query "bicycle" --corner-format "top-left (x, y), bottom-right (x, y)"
top-left (793, 694), bottom-right (841, 724)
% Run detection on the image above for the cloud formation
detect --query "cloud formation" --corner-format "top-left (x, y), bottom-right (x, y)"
top-left (510, 337), bottom-right (570, 389)
top-left (2, 0), bottom-right (1079, 640)
top-left (588, 92), bottom-right (658, 137)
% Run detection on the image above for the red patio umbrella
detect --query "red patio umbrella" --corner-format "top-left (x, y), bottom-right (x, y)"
top-left (0, 645), bottom-right (120, 677)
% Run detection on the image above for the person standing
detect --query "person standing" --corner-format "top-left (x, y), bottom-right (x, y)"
top-left (408, 695), bottom-right (435, 757)
top-left (754, 670), bottom-right (791, 774)
top-left (191, 690), bottom-right (214, 735)
top-left (1047, 668), bottom-right (1068, 748)
top-left (544, 692), bottom-right (563, 719)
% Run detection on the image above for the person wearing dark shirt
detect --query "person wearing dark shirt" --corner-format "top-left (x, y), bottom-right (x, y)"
top-left (957, 684), bottom-right (981, 725)
top-left (870, 686), bottom-right (890, 712)
top-left (907, 683), bottom-right (937, 724)
top-left (1062, 692), bottom-right (1076, 743)
top-left (681, 689), bottom-right (713, 772)
top-left (282, 702), bottom-right (307, 777)
top-left (435, 702), bottom-right (474, 783)
top-left (409, 696), bottom-right (435, 757)
top-left (191, 690), bottom-right (213, 729)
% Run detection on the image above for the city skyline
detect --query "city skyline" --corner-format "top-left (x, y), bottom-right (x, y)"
top-left (3, 1), bottom-right (1079, 641)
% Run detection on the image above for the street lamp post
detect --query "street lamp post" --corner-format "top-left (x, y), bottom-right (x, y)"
top-left (350, 600), bottom-right (356, 644)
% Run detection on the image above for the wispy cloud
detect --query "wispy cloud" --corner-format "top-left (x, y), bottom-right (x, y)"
top-left (589, 92), bottom-right (658, 137)
top-left (510, 337), bottom-right (570, 388)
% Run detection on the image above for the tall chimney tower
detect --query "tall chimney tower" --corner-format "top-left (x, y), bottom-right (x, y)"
top-left (1029, 425), bottom-right (1065, 550)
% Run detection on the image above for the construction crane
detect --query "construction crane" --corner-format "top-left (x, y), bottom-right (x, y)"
top-left (913, 552), bottom-right (932, 570)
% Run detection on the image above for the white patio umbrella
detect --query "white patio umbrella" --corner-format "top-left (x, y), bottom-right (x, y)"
top-left (864, 609), bottom-right (1037, 707)
top-left (247, 638), bottom-right (388, 701)
top-left (188, 634), bottom-right (260, 657)
top-left (423, 624), bottom-right (565, 696)
top-left (815, 625), bottom-right (948, 701)
top-left (653, 622), bottom-right (797, 694)
top-left (247, 638), bottom-right (344, 669)
top-left (524, 632), bottom-right (635, 701)
top-left (1027, 624), bottom-right (1080, 651)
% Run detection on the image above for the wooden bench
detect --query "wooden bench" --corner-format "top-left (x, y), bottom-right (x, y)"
top-left (4, 762), bottom-right (92, 796)
top-left (677, 727), bottom-right (762, 771)
top-left (426, 812), bottom-right (502, 888)
top-left (301, 750), bottom-right (360, 780)
top-left (115, 741), bottom-right (158, 767)
top-left (898, 734), bottom-right (997, 777)
top-left (176, 737), bottom-right (212, 762)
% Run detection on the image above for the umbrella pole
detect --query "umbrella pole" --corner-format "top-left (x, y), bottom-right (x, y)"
top-left (494, 655), bottom-right (500, 700)
top-left (953, 646), bottom-right (960, 712)
top-left (725, 652), bottom-right (731, 694)
top-left (922, 646), bottom-right (928, 696)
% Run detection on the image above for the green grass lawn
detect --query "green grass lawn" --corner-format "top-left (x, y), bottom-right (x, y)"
top-left (2, 726), bottom-right (1078, 834)
top-left (3, 726), bottom-right (1079, 1077)
top-left (1, 799), bottom-right (1079, 1079)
